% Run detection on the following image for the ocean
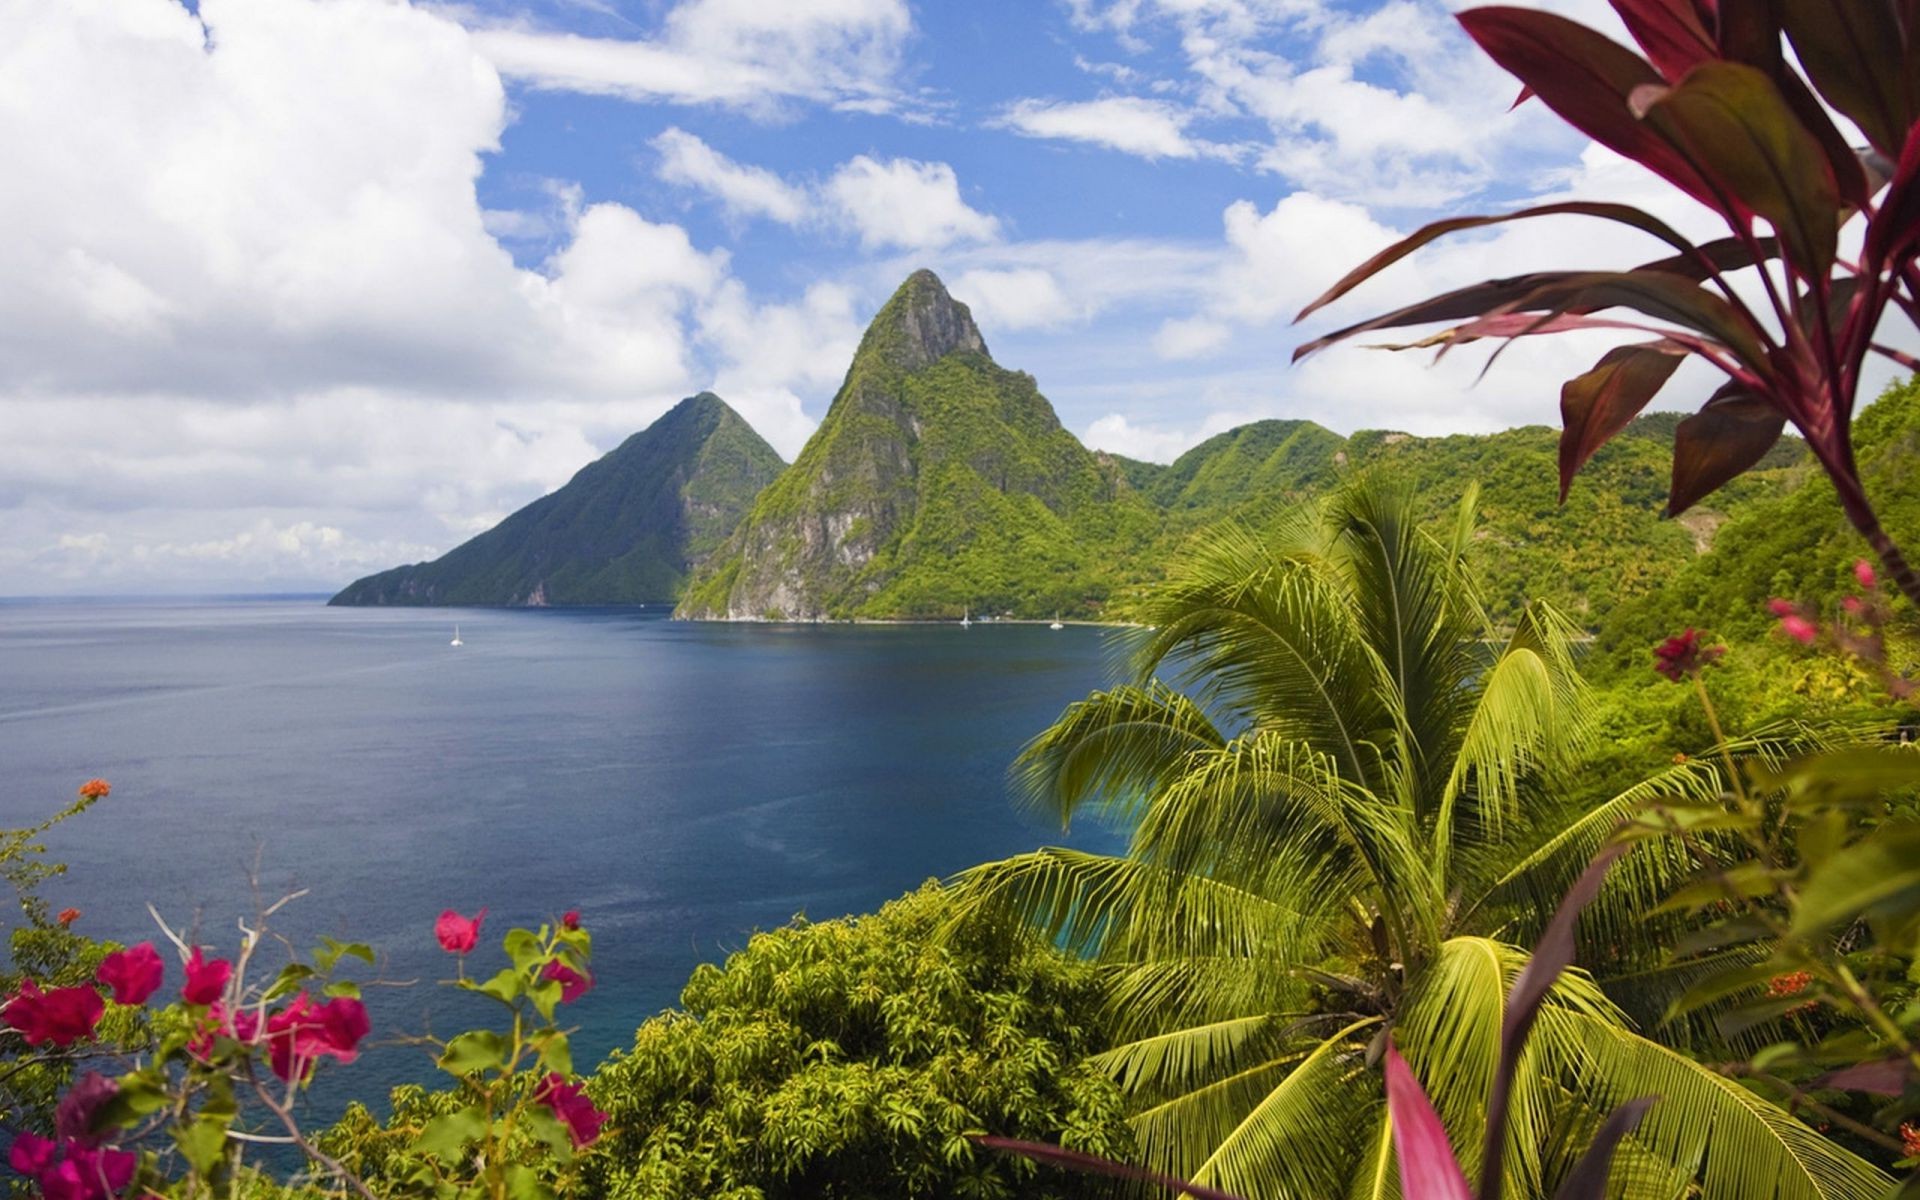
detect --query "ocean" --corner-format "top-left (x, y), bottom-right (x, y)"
top-left (0, 598), bottom-right (1130, 1100)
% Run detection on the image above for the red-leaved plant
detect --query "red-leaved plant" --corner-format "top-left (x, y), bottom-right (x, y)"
top-left (1295, 0), bottom-right (1920, 609)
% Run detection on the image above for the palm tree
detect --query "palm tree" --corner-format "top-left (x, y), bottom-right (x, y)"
top-left (953, 481), bottom-right (1888, 1199)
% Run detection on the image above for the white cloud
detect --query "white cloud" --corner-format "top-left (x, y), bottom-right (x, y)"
top-left (652, 127), bottom-right (811, 225)
top-left (824, 156), bottom-right (1000, 251)
top-left (1082, 413), bottom-right (1198, 463)
top-left (950, 268), bottom-right (1076, 332)
top-left (998, 96), bottom-right (1231, 161)
top-left (468, 0), bottom-right (912, 116)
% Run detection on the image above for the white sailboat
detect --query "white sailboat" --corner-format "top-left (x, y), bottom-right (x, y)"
top-left (450, 624), bottom-right (464, 647)
top-left (1049, 612), bottom-right (1063, 630)
top-left (960, 607), bottom-right (971, 629)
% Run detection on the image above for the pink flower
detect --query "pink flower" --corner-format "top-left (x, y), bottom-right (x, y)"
top-left (35, 1144), bottom-right (135, 1200)
top-left (180, 947), bottom-right (231, 1006)
top-left (1842, 595), bottom-right (1865, 616)
top-left (10, 1132), bottom-right (56, 1177)
top-left (1780, 615), bottom-right (1819, 644)
top-left (96, 943), bottom-right (163, 1006)
top-left (535, 1074), bottom-right (607, 1147)
top-left (54, 1074), bottom-right (119, 1146)
top-left (1652, 628), bottom-right (1724, 682)
top-left (561, 910), bottom-right (581, 931)
top-left (262, 994), bottom-right (370, 1082)
top-left (1767, 597), bottom-right (1798, 617)
top-left (187, 1002), bottom-right (261, 1061)
top-left (541, 960), bottom-right (593, 1004)
top-left (4, 981), bottom-right (104, 1047)
top-left (435, 908), bottom-right (487, 954)
top-left (1855, 559), bottom-right (1878, 590)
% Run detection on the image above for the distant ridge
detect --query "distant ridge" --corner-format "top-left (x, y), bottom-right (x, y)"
top-left (329, 393), bottom-right (784, 607)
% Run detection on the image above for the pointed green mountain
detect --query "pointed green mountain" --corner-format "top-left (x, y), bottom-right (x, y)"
top-left (329, 393), bottom-right (784, 607)
top-left (677, 271), bottom-right (1158, 620)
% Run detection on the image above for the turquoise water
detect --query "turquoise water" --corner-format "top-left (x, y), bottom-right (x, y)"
top-left (0, 599), bottom-right (1129, 1097)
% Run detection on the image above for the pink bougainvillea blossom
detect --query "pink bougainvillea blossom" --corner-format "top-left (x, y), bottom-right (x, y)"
top-left (1855, 560), bottom-right (1878, 590)
top-left (1780, 615), bottom-right (1820, 645)
top-left (96, 942), bottom-right (164, 1006)
top-left (262, 994), bottom-right (371, 1082)
top-left (435, 908), bottom-right (487, 954)
top-left (4, 980), bottom-right (104, 1047)
top-left (535, 1073), bottom-right (607, 1147)
top-left (561, 910), bottom-right (581, 931)
top-left (541, 959), bottom-right (593, 1004)
top-left (180, 947), bottom-right (231, 1006)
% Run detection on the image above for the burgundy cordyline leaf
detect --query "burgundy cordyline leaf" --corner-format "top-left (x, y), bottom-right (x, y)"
top-left (1294, 201), bottom-right (1711, 323)
top-left (1609, 0), bottom-right (1717, 81)
top-left (1385, 1045), bottom-right (1473, 1200)
top-left (1781, 0), bottom-right (1912, 159)
top-left (1456, 8), bottom-right (1722, 208)
top-left (1816, 1058), bottom-right (1913, 1095)
top-left (1559, 343), bottom-right (1686, 499)
top-left (1476, 843), bottom-right (1631, 1200)
top-left (1667, 382), bottom-right (1785, 514)
top-left (1632, 62), bottom-right (1841, 278)
top-left (1551, 1098), bottom-right (1656, 1200)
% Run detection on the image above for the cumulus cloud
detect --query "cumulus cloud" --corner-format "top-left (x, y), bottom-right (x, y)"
top-left (469, 0), bottom-right (913, 116)
top-left (823, 157), bottom-right (1000, 251)
top-left (0, 0), bottom-right (899, 593)
top-left (949, 269), bottom-right (1076, 332)
top-left (653, 128), bottom-right (811, 224)
top-left (997, 96), bottom-right (1233, 161)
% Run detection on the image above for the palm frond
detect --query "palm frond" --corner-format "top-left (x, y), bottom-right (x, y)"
top-left (1013, 681), bottom-right (1227, 830)
top-left (1539, 1010), bottom-right (1893, 1200)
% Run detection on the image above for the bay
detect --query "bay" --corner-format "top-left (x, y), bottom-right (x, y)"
top-left (0, 599), bottom-right (1128, 1102)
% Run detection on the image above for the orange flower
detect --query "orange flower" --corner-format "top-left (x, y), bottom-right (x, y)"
top-left (77, 779), bottom-right (110, 800)
top-left (1767, 970), bottom-right (1812, 997)
top-left (55, 908), bottom-right (79, 928)
top-left (1902, 1121), bottom-right (1920, 1158)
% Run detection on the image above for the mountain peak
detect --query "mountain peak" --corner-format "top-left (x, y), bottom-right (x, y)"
top-left (858, 269), bottom-right (988, 372)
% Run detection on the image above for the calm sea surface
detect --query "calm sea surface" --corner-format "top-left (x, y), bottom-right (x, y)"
top-left (0, 599), bottom-right (1129, 1103)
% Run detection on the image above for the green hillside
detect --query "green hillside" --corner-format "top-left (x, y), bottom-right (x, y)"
top-left (677, 271), bottom-right (1160, 620)
top-left (329, 393), bottom-right (783, 607)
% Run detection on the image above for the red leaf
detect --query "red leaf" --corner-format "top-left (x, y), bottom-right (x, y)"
top-left (1457, 8), bottom-right (1721, 209)
top-left (1478, 844), bottom-right (1628, 1200)
top-left (1865, 124), bottom-right (1920, 269)
top-left (1610, 0), bottom-right (1717, 80)
top-left (1295, 201), bottom-right (1715, 323)
top-left (1633, 62), bottom-right (1841, 279)
top-left (1815, 1058), bottom-right (1912, 1095)
top-left (1667, 383), bottom-right (1786, 514)
top-left (1384, 1044), bottom-right (1472, 1200)
top-left (1293, 272), bottom-right (1587, 361)
top-left (1782, 0), bottom-right (1913, 159)
top-left (1551, 1098), bottom-right (1657, 1200)
top-left (1559, 343), bottom-right (1686, 499)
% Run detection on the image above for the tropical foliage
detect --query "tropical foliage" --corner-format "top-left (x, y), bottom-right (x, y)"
top-left (578, 883), bottom-right (1130, 1200)
top-left (951, 480), bottom-right (1890, 1197)
top-left (1297, 0), bottom-right (1920, 609)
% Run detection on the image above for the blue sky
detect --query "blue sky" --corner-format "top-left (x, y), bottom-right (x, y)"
top-left (5, 0), bottom-right (1855, 592)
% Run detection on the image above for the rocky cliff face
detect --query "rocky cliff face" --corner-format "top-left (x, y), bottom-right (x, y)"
top-left (677, 270), bottom-right (1155, 620)
top-left (329, 393), bottom-right (784, 607)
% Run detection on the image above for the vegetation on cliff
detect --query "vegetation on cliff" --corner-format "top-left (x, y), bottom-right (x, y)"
top-left (329, 394), bottom-right (783, 607)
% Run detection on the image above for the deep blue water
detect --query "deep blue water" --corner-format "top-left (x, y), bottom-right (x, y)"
top-left (0, 599), bottom-right (1129, 1107)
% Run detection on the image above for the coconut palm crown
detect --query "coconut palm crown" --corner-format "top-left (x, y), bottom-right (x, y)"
top-left (953, 481), bottom-right (1887, 1200)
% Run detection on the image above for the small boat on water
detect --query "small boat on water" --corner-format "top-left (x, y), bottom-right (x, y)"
top-left (960, 607), bottom-right (971, 629)
top-left (450, 625), bottom-right (464, 646)
top-left (1049, 613), bottom-right (1064, 630)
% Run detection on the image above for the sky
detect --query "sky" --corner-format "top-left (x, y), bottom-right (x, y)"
top-left (1, 0), bottom-right (1902, 593)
